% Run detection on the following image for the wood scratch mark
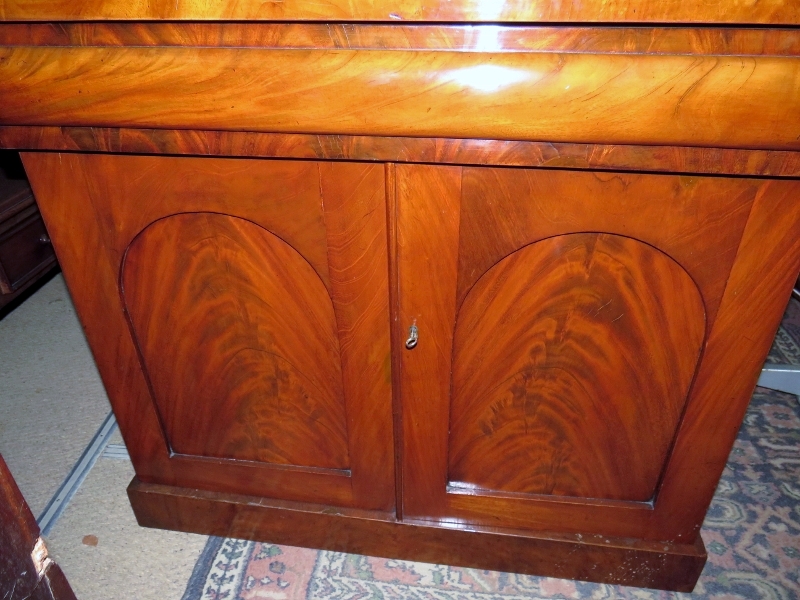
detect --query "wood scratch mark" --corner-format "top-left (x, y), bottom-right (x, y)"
top-left (595, 299), bottom-right (612, 315)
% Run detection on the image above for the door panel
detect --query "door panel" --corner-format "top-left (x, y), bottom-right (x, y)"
top-left (397, 164), bottom-right (772, 540)
top-left (24, 153), bottom-right (394, 511)
top-left (122, 212), bottom-right (350, 470)
top-left (450, 232), bottom-right (705, 501)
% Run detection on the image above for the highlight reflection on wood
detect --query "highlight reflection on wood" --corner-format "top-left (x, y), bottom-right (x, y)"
top-left (122, 213), bottom-right (349, 470)
top-left (449, 233), bottom-right (705, 501)
top-left (1, 46), bottom-right (798, 150)
top-left (0, 0), bottom-right (796, 24)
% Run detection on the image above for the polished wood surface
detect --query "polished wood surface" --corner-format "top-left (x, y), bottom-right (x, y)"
top-left (450, 233), bottom-right (705, 501)
top-left (397, 163), bottom-right (796, 541)
top-left (122, 213), bottom-right (349, 469)
top-left (2, 47), bottom-right (799, 150)
top-left (385, 162), bottom-right (404, 518)
top-left (1, 0), bottom-right (797, 24)
top-left (6, 7), bottom-right (800, 592)
top-left (318, 162), bottom-right (395, 509)
top-left (457, 168), bottom-right (756, 330)
top-left (18, 137), bottom-right (800, 588)
top-left (22, 152), bottom-right (395, 510)
top-left (4, 127), bottom-right (800, 178)
top-left (656, 179), bottom-right (800, 540)
top-left (128, 478), bottom-right (707, 593)
top-left (396, 164), bottom-right (461, 519)
top-left (2, 24), bottom-right (800, 56)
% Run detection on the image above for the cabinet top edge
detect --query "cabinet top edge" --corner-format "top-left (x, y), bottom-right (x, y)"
top-left (1, 0), bottom-right (799, 25)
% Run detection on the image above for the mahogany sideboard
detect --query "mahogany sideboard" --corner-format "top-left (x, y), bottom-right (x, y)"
top-left (2, 1), bottom-right (800, 592)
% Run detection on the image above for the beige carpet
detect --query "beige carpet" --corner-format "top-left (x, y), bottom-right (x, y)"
top-left (45, 452), bottom-right (207, 600)
top-left (0, 274), bottom-right (109, 516)
top-left (0, 273), bottom-right (207, 598)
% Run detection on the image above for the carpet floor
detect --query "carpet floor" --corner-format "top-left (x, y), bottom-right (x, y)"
top-left (0, 273), bottom-right (110, 517)
top-left (0, 274), bottom-right (208, 599)
top-left (183, 303), bottom-right (800, 600)
top-left (45, 448), bottom-right (208, 600)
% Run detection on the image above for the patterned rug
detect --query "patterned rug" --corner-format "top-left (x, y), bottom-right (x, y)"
top-left (182, 301), bottom-right (800, 600)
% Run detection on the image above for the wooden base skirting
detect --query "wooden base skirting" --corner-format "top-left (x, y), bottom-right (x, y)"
top-left (128, 478), bottom-right (707, 592)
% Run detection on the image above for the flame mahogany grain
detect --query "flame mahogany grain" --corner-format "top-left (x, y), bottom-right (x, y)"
top-left (1, 47), bottom-right (799, 150)
top-left (122, 213), bottom-right (350, 470)
top-left (456, 168), bottom-right (757, 332)
top-left (449, 233), bottom-right (705, 501)
top-left (1, 24), bottom-right (799, 56)
top-left (3, 127), bottom-right (800, 178)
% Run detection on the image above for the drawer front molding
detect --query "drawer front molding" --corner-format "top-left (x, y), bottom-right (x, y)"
top-left (4, 126), bottom-right (800, 178)
top-left (2, 46), bottom-right (799, 150)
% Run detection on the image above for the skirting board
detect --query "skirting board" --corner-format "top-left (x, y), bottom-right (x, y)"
top-left (127, 478), bottom-right (706, 592)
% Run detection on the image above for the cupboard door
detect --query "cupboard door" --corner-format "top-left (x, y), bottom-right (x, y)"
top-left (396, 164), bottom-right (800, 541)
top-left (24, 153), bottom-right (395, 511)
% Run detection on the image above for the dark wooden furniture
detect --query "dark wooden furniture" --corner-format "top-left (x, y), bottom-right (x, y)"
top-left (2, 2), bottom-right (799, 592)
top-left (0, 454), bottom-right (77, 600)
top-left (0, 151), bottom-right (56, 313)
